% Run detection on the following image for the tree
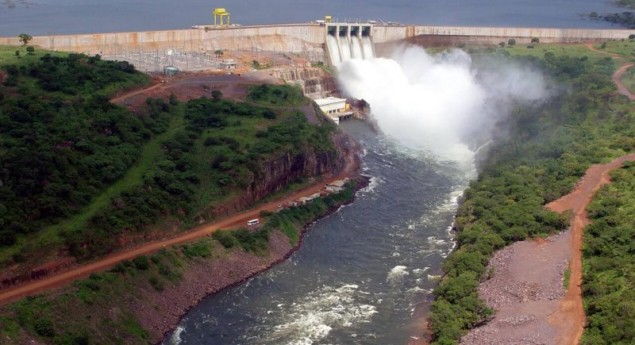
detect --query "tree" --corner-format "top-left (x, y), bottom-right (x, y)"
top-left (18, 33), bottom-right (32, 46)
top-left (214, 49), bottom-right (224, 58)
top-left (499, 41), bottom-right (506, 48)
top-left (531, 37), bottom-right (540, 44)
top-left (14, 50), bottom-right (20, 58)
top-left (211, 90), bottom-right (222, 101)
top-left (508, 38), bottom-right (516, 46)
top-left (26, 46), bottom-right (35, 55)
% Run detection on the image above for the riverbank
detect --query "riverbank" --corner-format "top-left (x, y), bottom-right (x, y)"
top-left (459, 154), bottom-right (635, 344)
top-left (156, 176), bottom-right (369, 344)
top-left (0, 172), bottom-right (368, 345)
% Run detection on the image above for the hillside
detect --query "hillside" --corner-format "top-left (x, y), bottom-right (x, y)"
top-left (0, 46), bottom-right (346, 286)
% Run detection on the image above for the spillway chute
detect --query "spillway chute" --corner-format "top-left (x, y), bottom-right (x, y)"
top-left (325, 23), bottom-right (375, 66)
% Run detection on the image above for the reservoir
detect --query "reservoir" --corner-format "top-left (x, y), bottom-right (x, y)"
top-left (0, 0), bottom-right (624, 36)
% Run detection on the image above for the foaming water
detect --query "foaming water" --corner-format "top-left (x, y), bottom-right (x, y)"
top-left (337, 46), bottom-right (549, 166)
top-left (165, 120), bottom-right (470, 344)
top-left (265, 284), bottom-right (377, 344)
top-left (167, 326), bottom-right (185, 345)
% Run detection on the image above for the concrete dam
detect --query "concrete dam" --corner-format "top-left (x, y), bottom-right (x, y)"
top-left (1, 23), bottom-right (633, 67)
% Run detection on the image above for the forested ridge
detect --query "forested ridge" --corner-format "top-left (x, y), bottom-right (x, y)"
top-left (0, 50), bottom-right (338, 270)
top-left (429, 42), bottom-right (635, 344)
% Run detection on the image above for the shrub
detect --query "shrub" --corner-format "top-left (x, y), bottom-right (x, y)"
top-left (132, 256), bottom-right (149, 270)
top-left (212, 230), bottom-right (238, 248)
top-left (34, 318), bottom-right (54, 337)
top-left (148, 275), bottom-right (163, 291)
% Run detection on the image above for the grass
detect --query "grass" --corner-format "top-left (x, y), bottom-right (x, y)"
top-left (621, 62), bottom-right (635, 91)
top-left (0, 106), bottom-right (186, 266)
top-left (588, 40), bottom-right (635, 60)
top-left (503, 42), bottom-right (623, 62)
top-left (0, 45), bottom-right (66, 66)
top-left (563, 267), bottom-right (571, 288)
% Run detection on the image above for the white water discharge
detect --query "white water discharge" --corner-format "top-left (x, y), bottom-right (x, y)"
top-left (338, 45), bottom-right (548, 163)
top-left (339, 36), bottom-right (352, 62)
top-left (326, 35), bottom-right (342, 66)
top-left (361, 36), bottom-right (375, 59)
top-left (351, 36), bottom-right (364, 59)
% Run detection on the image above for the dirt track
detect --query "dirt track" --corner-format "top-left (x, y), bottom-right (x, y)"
top-left (462, 153), bottom-right (635, 345)
top-left (0, 171), bottom-right (356, 306)
top-left (585, 43), bottom-right (635, 101)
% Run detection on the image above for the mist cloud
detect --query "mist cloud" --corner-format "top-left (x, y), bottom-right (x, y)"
top-left (337, 45), bottom-right (549, 163)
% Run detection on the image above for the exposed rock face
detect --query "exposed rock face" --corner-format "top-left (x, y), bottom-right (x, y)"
top-left (210, 133), bottom-right (355, 218)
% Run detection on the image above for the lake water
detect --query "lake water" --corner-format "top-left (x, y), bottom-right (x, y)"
top-left (0, 0), bottom-right (624, 36)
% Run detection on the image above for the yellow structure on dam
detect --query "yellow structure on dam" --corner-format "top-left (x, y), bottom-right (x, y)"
top-left (213, 8), bottom-right (230, 27)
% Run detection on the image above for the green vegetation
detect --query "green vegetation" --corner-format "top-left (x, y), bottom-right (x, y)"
top-left (581, 162), bottom-right (635, 345)
top-left (17, 33), bottom-right (32, 46)
top-left (0, 181), bottom-right (357, 344)
top-left (246, 84), bottom-right (306, 106)
top-left (0, 51), bottom-right (152, 252)
top-left (429, 44), bottom-right (635, 344)
top-left (621, 63), bottom-right (635, 92)
top-left (0, 247), bottom-right (184, 344)
top-left (213, 182), bottom-right (355, 255)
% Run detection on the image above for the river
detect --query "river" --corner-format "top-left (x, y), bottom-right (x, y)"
top-left (164, 120), bottom-right (472, 344)
top-left (0, 0), bottom-right (624, 36)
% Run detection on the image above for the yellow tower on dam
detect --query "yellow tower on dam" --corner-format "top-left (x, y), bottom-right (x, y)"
top-left (213, 8), bottom-right (230, 26)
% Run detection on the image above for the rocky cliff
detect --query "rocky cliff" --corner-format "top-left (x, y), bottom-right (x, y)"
top-left (211, 130), bottom-right (358, 218)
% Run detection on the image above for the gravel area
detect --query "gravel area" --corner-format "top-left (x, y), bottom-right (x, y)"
top-left (460, 229), bottom-right (571, 345)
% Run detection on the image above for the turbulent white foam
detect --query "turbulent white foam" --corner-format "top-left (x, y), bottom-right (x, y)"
top-left (427, 274), bottom-right (442, 281)
top-left (360, 175), bottom-right (381, 194)
top-left (412, 267), bottom-right (430, 277)
top-left (167, 326), bottom-right (185, 345)
top-left (386, 265), bottom-right (410, 286)
top-left (265, 284), bottom-right (377, 344)
top-left (427, 236), bottom-right (448, 246)
top-left (337, 45), bottom-right (548, 165)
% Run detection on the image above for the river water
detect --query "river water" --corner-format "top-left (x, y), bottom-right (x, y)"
top-left (164, 120), bottom-right (473, 344)
top-left (0, 0), bottom-right (623, 36)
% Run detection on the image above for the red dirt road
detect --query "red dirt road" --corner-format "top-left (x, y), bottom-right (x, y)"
top-left (0, 172), bottom-right (355, 306)
top-left (546, 153), bottom-right (635, 345)
top-left (585, 43), bottom-right (635, 101)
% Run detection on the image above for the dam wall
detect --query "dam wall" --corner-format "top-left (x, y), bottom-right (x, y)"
top-left (0, 24), bottom-right (326, 58)
top-left (0, 24), bottom-right (632, 60)
top-left (372, 25), bottom-right (634, 48)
